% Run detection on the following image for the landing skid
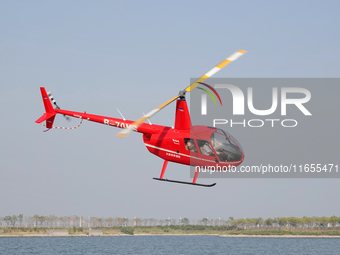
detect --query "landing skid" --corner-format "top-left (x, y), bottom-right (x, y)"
top-left (153, 178), bottom-right (216, 187)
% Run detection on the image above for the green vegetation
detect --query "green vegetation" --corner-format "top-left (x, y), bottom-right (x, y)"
top-left (68, 225), bottom-right (85, 235)
top-left (120, 227), bottom-right (134, 235)
top-left (0, 226), bottom-right (339, 236)
top-left (1, 215), bottom-right (339, 236)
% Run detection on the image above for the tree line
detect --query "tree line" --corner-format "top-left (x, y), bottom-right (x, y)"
top-left (1, 215), bottom-right (339, 230)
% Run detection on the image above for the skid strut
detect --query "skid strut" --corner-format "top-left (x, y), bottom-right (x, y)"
top-left (159, 161), bottom-right (168, 179)
top-left (154, 160), bottom-right (216, 187)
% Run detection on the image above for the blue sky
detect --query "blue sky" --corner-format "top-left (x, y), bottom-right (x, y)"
top-left (0, 0), bottom-right (339, 219)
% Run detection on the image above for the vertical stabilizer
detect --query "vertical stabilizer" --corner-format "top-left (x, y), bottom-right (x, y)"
top-left (35, 87), bottom-right (56, 129)
top-left (174, 99), bottom-right (191, 130)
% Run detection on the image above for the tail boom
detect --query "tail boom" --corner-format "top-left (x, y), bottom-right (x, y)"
top-left (55, 109), bottom-right (165, 135)
top-left (36, 87), bottom-right (166, 134)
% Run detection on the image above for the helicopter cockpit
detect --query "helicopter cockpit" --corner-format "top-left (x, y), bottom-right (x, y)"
top-left (211, 129), bottom-right (243, 162)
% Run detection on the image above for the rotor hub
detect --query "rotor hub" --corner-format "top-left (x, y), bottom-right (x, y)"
top-left (178, 90), bottom-right (186, 100)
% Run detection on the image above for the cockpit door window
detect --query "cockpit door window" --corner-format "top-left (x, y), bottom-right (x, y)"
top-left (197, 139), bottom-right (215, 157)
top-left (211, 130), bottom-right (243, 162)
top-left (184, 138), bottom-right (198, 152)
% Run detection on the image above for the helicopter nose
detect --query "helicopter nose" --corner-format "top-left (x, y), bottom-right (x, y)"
top-left (241, 150), bottom-right (245, 162)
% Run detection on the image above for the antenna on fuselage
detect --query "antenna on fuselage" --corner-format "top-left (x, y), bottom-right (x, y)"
top-left (142, 112), bottom-right (152, 125)
top-left (168, 119), bottom-right (174, 129)
top-left (116, 108), bottom-right (126, 121)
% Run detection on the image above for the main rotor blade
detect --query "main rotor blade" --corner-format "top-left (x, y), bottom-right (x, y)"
top-left (116, 49), bottom-right (247, 138)
top-left (184, 49), bottom-right (247, 92)
top-left (116, 95), bottom-right (180, 138)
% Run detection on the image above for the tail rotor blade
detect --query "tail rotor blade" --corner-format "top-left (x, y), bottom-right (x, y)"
top-left (47, 91), bottom-right (60, 109)
top-left (63, 115), bottom-right (71, 122)
top-left (47, 91), bottom-right (71, 122)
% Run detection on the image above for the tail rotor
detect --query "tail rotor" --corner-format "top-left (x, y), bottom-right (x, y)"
top-left (47, 91), bottom-right (71, 122)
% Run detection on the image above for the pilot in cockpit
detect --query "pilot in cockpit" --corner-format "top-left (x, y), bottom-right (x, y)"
top-left (211, 137), bottom-right (228, 161)
top-left (200, 142), bottom-right (215, 156)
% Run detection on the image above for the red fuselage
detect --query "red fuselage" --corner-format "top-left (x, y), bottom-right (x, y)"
top-left (54, 101), bottom-right (244, 169)
top-left (36, 87), bottom-right (244, 169)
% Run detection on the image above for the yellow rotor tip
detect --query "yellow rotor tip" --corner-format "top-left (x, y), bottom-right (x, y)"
top-left (116, 133), bottom-right (127, 138)
top-left (238, 50), bottom-right (247, 53)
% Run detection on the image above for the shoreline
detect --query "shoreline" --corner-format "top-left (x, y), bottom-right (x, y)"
top-left (1, 234), bottom-right (340, 238)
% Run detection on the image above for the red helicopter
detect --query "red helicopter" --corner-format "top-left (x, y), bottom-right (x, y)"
top-left (36, 50), bottom-right (247, 187)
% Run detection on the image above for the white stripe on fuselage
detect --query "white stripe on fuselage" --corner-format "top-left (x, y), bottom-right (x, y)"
top-left (144, 143), bottom-right (216, 163)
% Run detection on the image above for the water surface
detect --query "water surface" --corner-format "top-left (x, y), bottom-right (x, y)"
top-left (0, 236), bottom-right (339, 254)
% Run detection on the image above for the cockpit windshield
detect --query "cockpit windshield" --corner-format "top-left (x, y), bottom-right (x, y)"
top-left (210, 129), bottom-right (243, 162)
